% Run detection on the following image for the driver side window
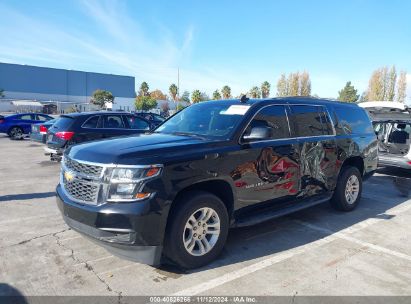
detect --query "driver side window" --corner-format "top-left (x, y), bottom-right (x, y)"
top-left (243, 105), bottom-right (290, 141)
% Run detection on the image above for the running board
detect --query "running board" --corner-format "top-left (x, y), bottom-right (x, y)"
top-left (234, 195), bottom-right (332, 227)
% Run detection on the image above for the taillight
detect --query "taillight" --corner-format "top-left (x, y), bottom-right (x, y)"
top-left (0, 119), bottom-right (4, 124)
top-left (39, 125), bottom-right (47, 134)
top-left (407, 161), bottom-right (411, 166)
top-left (55, 131), bottom-right (74, 140)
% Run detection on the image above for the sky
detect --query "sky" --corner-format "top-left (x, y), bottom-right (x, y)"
top-left (0, 0), bottom-right (410, 102)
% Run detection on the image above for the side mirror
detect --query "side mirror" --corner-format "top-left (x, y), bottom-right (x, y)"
top-left (243, 126), bottom-right (271, 142)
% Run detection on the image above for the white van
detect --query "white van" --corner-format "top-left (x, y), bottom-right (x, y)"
top-left (359, 101), bottom-right (411, 169)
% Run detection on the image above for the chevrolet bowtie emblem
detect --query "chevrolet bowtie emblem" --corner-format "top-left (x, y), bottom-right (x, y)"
top-left (64, 171), bottom-right (75, 182)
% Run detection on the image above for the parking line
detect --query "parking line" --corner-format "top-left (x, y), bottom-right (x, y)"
top-left (173, 199), bottom-right (411, 296)
top-left (60, 236), bottom-right (82, 242)
top-left (0, 214), bottom-right (58, 225)
top-left (97, 263), bottom-right (140, 276)
top-left (172, 233), bottom-right (340, 296)
top-left (73, 255), bottom-right (114, 267)
top-left (294, 220), bottom-right (411, 262)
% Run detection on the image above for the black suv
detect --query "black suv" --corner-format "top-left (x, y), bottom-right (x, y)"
top-left (56, 98), bottom-right (378, 268)
top-left (135, 112), bottom-right (166, 127)
top-left (45, 111), bottom-right (153, 161)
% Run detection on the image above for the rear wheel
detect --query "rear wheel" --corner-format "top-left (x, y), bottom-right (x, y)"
top-left (331, 166), bottom-right (362, 211)
top-left (8, 127), bottom-right (24, 140)
top-left (164, 191), bottom-right (229, 269)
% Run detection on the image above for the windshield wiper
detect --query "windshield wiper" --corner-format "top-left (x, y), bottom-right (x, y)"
top-left (171, 132), bottom-right (207, 139)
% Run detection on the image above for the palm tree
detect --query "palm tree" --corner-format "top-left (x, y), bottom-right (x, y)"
top-left (191, 90), bottom-right (202, 103)
top-left (169, 84), bottom-right (178, 101)
top-left (221, 85), bottom-right (231, 99)
top-left (212, 90), bottom-right (222, 100)
top-left (139, 82), bottom-right (149, 96)
top-left (261, 81), bottom-right (271, 98)
top-left (249, 86), bottom-right (261, 98)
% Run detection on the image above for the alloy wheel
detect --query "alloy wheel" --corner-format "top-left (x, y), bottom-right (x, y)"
top-left (345, 175), bottom-right (359, 204)
top-left (183, 207), bottom-right (221, 256)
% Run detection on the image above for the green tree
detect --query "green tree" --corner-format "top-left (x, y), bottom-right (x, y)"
top-left (221, 85), bottom-right (231, 99)
top-left (191, 90), bottom-right (203, 103)
top-left (90, 89), bottom-right (114, 108)
top-left (396, 71), bottom-right (407, 103)
top-left (169, 84), bottom-right (178, 101)
top-left (212, 90), bottom-right (222, 100)
top-left (135, 95), bottom-right (157, 111)
top-left (139, 82), bottom-right (150, 96)
top-left (249, 86), bottom-right (261, 98)
top-left (337, 81), bottom-right (359, 103)
top-left (276, 74), bottom-right (288, 96)
top-left (261, 81), bottom-right (271, 98)
top-left (0, 89), bottom-right (4, 98)
top-left (176, 103), bottom-right (187, 111)
top-left (181, 90), bottom-right (190, 103)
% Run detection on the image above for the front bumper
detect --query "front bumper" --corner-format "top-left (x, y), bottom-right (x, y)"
top-left (378, 155), bottom-right (411, 170)
top-left (56, 184), bottom-right (164, 266)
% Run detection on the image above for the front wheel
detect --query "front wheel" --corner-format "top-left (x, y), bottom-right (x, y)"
top-left (331, 166), bottom-right (362, 211)
top-left (164, 191), bottom-right (229, 269)
top-left (8, 126), bottom-right (24, 140)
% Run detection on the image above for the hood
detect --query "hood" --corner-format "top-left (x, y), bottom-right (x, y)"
top-left (67, 133), bottom-right (218, 165)
top-left (359, 101), bottom-right (411, 122)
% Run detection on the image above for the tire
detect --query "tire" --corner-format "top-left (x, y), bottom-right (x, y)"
top-left (331, 166), bottom-right (362, 211)
top-left (164, 191), bottom-right (229, 269)
top-left (8, 126), bottom-right (24, 140)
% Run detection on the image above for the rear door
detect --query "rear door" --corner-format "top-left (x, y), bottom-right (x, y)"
top-left (75, 115), bottom-right (104, 143)
top-left (287, 105), bottom-right (338, 197)
top-left (100, 114), bottom-right (133, 138)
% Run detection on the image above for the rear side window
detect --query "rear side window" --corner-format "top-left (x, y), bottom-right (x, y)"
top-left (19, 114), bottom-right (33, 120)
top-left (82, 116), bottom-right (100, 128)
top-left (36, 115), bottom-right (50, 121)
top-left (334, 106), bottom-right (373, 135)
top-left (102, 115), bottom-right (125, 129)
top-left (288, 105), bottom-right (332, 137)
top-left (52, 117), bottom-right (74, 130)
top-left (244, 105), bottom-right (289, 140)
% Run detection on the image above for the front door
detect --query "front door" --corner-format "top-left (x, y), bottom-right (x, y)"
top-left (231, 105), bottom-right (300, 212)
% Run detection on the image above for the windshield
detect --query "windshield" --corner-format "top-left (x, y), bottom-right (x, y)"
top-left (156, 102), bottom-right (251, 139)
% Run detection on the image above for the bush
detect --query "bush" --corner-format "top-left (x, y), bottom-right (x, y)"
top-left (135, 95), bottom-right (158, 111)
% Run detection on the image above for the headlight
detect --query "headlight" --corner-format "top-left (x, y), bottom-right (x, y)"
top-left (107, 165), bottom-right (162, 202)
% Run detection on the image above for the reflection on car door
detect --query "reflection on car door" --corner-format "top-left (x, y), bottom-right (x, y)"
top-left (287, 105), bottom-right (338, 197)
top-left (231, 105), bottom-right (300, 212)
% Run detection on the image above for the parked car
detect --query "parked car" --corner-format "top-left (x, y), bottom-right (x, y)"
top-left (45, 111), bottom-right (153, 161)
top-left (30, 118), bottom-right (59, 144)
top-left (359, 101), bottom-right (411, 169)
top-left (0, 113), bottom-right (54, 139)
top-left (56, 97), bottom-right (378, 269)
top-left (135, 112), bottom-right (166, 127)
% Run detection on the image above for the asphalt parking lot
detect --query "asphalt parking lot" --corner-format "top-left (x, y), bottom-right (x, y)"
top-left (1, 135), bottom-right (411, 298)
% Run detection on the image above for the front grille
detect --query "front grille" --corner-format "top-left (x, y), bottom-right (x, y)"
top-left (64, 156), bottom-right (103, 177)
top-left (63, 173), bottom-right (99, 204)
top-left (62, 156), bottom-right (104, 205)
